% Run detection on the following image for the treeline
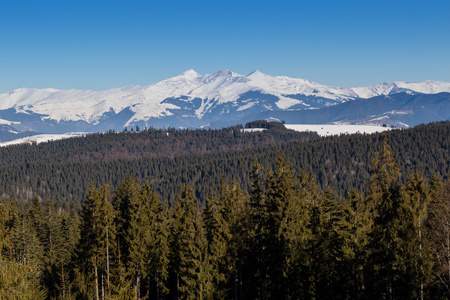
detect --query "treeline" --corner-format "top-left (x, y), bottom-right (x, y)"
top-left (0, 125), bottom-right (315, 167)
top-left (0, 122), bottom-right (448, 204)
top-left (1, 137), bottom-right (449, 299)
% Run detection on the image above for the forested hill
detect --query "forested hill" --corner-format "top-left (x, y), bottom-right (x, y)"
top-left (0, 124), bottom-right (315, 166)
top-left (0, 122), bottom-right (449, 204)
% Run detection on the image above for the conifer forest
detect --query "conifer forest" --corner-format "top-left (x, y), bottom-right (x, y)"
top-left (0, 121), bottom-right (449, 299)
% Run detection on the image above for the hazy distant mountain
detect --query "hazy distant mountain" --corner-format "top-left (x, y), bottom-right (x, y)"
top-left (0, 69), bottom-right (449, 140)
top-left (227, 92), bottom-right (450, 129)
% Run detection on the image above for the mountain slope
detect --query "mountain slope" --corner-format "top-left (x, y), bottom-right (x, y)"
top-left (1, 69), bottom-right (450, 137)
top-left (231, 92), bottom-right (450, 128)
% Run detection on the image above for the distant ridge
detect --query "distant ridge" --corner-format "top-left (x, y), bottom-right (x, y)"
top-left (0, 69), bottom-right (449, 141)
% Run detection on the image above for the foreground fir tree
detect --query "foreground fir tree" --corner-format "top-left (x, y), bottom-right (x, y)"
top-left (397, 171), bottom-right (434, 299)
top-left (428, 176), bottom-right (450, 297)
top-left (365, 134), bottom-right (404, 299)
top-left (266, 155), bottom-right (312, 298)
top-left (337, 189), bottom-right (371, 299)
top-left (204, 182), bottom-right (233, 299)
top-left (0, 197), bottom-right (47, 298)
top-left (245, 158), bottom-right (270, 299)
top-left (75, 184), bottom-right (115, 300)
top-left (137, 182), bottom-right (170, 299)
top-left (170, 184), bottom-right (213, 299)
top-left (113, 176), bottom-right (170, 298)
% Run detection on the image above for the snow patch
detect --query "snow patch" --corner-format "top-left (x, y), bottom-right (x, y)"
top-left (0, 132), bottom-right (89, 147)
top-left (285, 124), bottom-right (391, 137)
top-left (241, 128), bottom-right (266, 133)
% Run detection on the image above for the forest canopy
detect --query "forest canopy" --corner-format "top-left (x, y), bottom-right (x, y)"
top-left (0, 121), bottom-right (448, 204)
top-left (0, 132), bottom-right (449, 298)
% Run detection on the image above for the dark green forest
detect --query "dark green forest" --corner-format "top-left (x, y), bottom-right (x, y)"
top-left (0, 122), bottom-right (449, 299)
top-left (0, 122), bottom-right (448, 205)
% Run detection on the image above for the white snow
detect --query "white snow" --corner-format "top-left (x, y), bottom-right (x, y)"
top-left (0, 119), bottom-right (20, 125)
top-left (0, 69), bottom-right (449, 126)
top-left (0, 132), bottom-right (88, 147)
top-left (237, 101), bottom-right (257, 111)
top-left (285, 124), bottom-right (392, 136)
top-left (241, 128), bottom-right (266, 133)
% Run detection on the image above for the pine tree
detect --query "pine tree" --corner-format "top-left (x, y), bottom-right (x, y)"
top-left (113, 175), bottom-right (142, 269)
top-left (204, 180), bottom-right (233, 298)
top-left (76, 183), bottom-right (115, 299)
top-left (57, 208), bottom-right (80, 299)
top-left (170, 184), bottom-right (213, 299)
top-left (5, 197), bottom-right (47, 298)
top-left (297, 169), bottom-right (323, 299)
top-left (140, 182), bottom-right (170, 299)
top-left (245, 158), bottom-right (270, 299)
top-left (338, 189), bottom-right (371, 299)
top-left (397, 171), bottom-right (434, 299)
top-left (40, 199), bottom-right (68, 296)
top-left (428, 175), bottom-right (450, 297)
top-left (0, 255), bottom-right (47, 299)
top-left (366, 134), bottom-right (403, 300)
top-left (311, 187), bottom-right (342, 299)
top-left (0, 197), bottom-right (15, 259)
top-left (265, 154), bottom-right (305, 298)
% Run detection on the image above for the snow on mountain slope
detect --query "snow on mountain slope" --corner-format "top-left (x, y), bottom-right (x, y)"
top-left (1, 70), bottom-right (449, 129)
top-left (0, 132), bottom-right (88, 147)
top-left (0, 85), bottom-right (142, 123)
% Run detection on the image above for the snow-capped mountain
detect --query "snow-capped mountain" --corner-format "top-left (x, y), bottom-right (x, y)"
top-left (0, 69), bottom-right (449, 138)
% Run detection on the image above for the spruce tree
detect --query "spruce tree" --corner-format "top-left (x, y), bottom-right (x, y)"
top-left (203, 180), bottom-right (235, 298)
top-left (113, 175), bottom-right (142, 269)
top-left (366, 134), bottom-right (403, 300)
top-left (265, 154), bottom-right (305, 298)
top-left (140, 182), bottom-right (170, 299)
top-left (170, 184), bottom-right (213, 299)
top-left (76, 183), bottom-right (115, 299)
top-left (397, 171), bottom-right (434, 299)
top-left (245, 158), bottom-right (270, 299)
top-left (428, 176), bottom-right (450, 297)
top-left (337, 189), bottom-right (371, 299)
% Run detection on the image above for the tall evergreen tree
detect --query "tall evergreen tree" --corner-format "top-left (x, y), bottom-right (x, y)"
top-left (170, 184), bottom-right (213, 299)
top-left (397, 171), bottom-right (434, 299)
top-left (113, 175), bottom-right (142, 268)
top-left (265, 155), bottom-right (306, 298)
top-left (337, 189), bottom-right (371, 300)
top-left (139, 182), bottom-right (170, 299)
top-left (0, 197), bottom-right (15, 259)
top-left (366, 134), bottom-right (403, 300)
top-left (6, 198), bottom-right (47, 298)
top-left (75, 183), bottom-right (115, 300)
top-left (39, 199), bottom-right (68, 297)
top-left (204, 183), bottom-right (233, 299)
top-left (428, 176), bottom-right (450, 297)
top-left (245, 158), bottom-right (270, 299)
top-left (57, 208), bottom-right (80, 299)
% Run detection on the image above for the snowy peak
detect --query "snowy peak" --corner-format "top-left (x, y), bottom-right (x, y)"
top-left (212, 69), bottom-right (234, 77)
top-left (394, 80), bottom-right (450, 94)
top-left (0, 69), bottom-right (449, 135)
top-left (176, 69), bottom-right (202, 80)
top-left (247, 70), bottom-right (264, 77)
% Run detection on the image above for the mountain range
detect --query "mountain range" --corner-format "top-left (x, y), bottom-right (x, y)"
top-left (1, 69), bottom-right (449, 141)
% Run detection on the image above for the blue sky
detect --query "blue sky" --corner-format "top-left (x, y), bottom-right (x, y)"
top-left (1, 0), bottom-right (449, 92)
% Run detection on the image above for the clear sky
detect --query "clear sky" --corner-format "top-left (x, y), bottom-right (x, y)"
top-left (1, 0), bottom-right (449, 93)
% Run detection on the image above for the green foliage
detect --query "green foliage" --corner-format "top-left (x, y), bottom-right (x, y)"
top-left (170, 185), bottom-right (213, 299)
top-left (0, 123), bottom-right (448, 298)
top-left (0, 256), bottom-right (47, 299)
top-left (75, 183), bottom-right (115, 299)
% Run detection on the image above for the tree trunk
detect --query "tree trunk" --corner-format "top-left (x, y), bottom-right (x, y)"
top-left (102, 272), bottom-right (105, 300)
top-left (95, 259), bottom-right (100, 300)
top-left (106, 225), bottom-right (110, 298)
